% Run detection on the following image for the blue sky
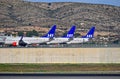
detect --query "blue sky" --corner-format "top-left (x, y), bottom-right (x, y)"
top-left (25, 0), bottom-right (120, 6)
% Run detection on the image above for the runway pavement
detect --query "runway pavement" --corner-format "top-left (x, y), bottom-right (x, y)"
top-left (0, 73), bottom-right (120, 79)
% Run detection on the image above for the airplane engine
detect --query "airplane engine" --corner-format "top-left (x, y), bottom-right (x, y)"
top-left (49, 37), bottom-right (53, 41)
top-left (66, 42), bottom-right (71, 44)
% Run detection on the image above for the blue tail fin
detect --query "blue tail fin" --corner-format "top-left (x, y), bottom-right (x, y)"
top-left (42, 25), bottom-right (56, 38)
top-left (82, 26), bottom-right (95, 38)
top-left (62, 25), bottom-right (76, 38)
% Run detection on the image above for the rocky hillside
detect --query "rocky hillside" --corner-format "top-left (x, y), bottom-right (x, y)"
top-left (0, 0), bottom-right (120, 33)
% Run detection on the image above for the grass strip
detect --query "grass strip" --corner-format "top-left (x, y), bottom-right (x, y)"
top-left (0, 63), bottom-right (120, 72)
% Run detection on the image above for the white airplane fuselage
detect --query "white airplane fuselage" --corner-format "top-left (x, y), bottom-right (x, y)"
top-left (5, 37), bottom-right (50, 45)
top-left (66, 38), bottom-right (89, 44)
top-left (47, 37), bottom-right (69, 44)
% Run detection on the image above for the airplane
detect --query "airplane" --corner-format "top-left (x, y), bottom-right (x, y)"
top-left (4, 25), bottom-right (56, 47)
top-left (66, 26), bottom-right (95, 44)
top-left (47, 25), bottom-right (76, 44)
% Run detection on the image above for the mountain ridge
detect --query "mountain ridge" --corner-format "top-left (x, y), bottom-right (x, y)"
top-left (0, 0), bottom-right (120, 33)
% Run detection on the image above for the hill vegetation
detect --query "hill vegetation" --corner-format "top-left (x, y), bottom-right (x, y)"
top-left (0, 0), bottom-right (120, 34)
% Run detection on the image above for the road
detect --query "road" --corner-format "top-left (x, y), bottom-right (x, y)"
top-left (0, 73), bottom-right (120, 79)
top-left (0, 75), bottom-right (120, 79)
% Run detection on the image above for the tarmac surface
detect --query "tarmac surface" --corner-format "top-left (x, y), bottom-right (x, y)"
top-left (0, 44), bottom-right (120, 48)
top-left (0, 73), bottom-right (120, 79)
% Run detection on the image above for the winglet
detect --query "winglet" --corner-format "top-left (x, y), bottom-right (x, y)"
top-left (20, 35), bottom-right (24, 41)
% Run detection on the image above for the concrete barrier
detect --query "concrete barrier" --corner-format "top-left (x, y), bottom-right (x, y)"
top-left (0, 48), bottom-right (120, 63)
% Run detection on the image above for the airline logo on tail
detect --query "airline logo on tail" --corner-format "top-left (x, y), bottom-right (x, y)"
top-left (62, 26), bottom-right (76, 38)
top-left (82, 26), bottom-right (95, 38)
top-left (42, 25), bottom-right (56, 38)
